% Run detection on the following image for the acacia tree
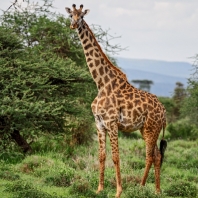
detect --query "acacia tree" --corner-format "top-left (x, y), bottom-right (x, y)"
top-left (172, 82), bottom-right (186, 119)
top-left (131, 79), bottom-right (153, 92)
top-left (0, 25), bottom-right (94, 152)
top-left (0, 0), bottom-right (94, 152)
top-left (181, 57), bottom-right (198, 126)
top-left (158, 82), bottom-right (186, 123)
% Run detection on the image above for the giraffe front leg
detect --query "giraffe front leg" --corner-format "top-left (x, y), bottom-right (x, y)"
top-left (96, 129), bottom-right (106, 194)
top-left (108, 125), bottom-right (122, 198)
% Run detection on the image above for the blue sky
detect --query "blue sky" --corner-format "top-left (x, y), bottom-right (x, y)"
top-left (1, 0), bottom-right (198, 63)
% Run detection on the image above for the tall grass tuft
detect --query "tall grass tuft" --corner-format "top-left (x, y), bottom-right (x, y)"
top-left (4, 181), bottom-right (57, 198)
top-left (165, 180), bottom-right (197, 197)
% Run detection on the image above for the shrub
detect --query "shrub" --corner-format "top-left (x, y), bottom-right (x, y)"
top-left (127, 158), bottom-right (145, 169)
top-left (158, 96), bottom-right (177, 123)
top-left (5, 181), bottom-right (56, 198)
top-left (167, 119), bottom-right (198, 140)
top-left (165, 180), bottom-right (197, 197)
top-left (125, 184), bottom-right (165, 198)
top-left (45, 168), bottom-right (75, 187)
top-left (19, 155), bottom-right (54, 174)
top-left (0, 170), bottom-right (20, 181)
top-left (31, 133), bottom-right (76, 156)
top-left (121, 175), bottom-right (141, 190)
top-left (0, 151), bottom-right (24, 164)
top-left (120, 131), bottom-right (142, 139)
top-left (69, 179), bottom-right (92, 195)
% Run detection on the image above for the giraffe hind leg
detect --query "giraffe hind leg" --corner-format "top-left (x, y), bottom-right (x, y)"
top-left (153, 145), bottom-right (162, 193)
top-left (141, 137), bottom-right (163, 193)
top-left (140, 131), bottom-right (159, 187)
top-left (154, 139), bottom-right (167, 193)
top-left (140, 142), bottom-right (154, 187)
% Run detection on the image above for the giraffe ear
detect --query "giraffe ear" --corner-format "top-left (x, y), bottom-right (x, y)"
top-left (65, 7), bottom-right (72, 14)
top-left (83, 9), bottom-right (90, 16)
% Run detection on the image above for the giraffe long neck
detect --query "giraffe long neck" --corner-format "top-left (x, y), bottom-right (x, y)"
top-left (77, 20), bottom-right (127, 90)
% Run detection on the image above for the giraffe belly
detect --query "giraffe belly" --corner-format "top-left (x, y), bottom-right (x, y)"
top-left (118, 121), bottom-right (143, 132)
top-left (118, 111), bottom-right (145, 132)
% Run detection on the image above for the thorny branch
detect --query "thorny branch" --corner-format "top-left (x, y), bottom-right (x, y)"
top-left (90, 24), bottom-right (128, 55)
top-left (7, 0), bottom-right (24, 11)
top-left (191, 55), bottom-right (198, 80)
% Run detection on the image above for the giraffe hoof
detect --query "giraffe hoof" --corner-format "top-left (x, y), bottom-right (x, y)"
top-left (115, 193), bottom-right (121, 198)
top-left (140, 181), bottom-right (145, 187)
top-left (115, 193), bottom-right (120, 198)
top-left (155, 189), bottom-right (161, 194)
top-left (115, 188), bottom-right (122, 198)
top-left (96, 186), bottom-right (103, 194)
top-left (96, 190), bottom-right (101, 194)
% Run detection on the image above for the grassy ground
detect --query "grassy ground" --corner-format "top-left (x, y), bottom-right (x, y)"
top-left (1, 132), bottom-right (198, 198)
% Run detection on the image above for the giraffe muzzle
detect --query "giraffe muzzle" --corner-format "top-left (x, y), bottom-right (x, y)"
top-left (70, 24), bottom-right (78, 29)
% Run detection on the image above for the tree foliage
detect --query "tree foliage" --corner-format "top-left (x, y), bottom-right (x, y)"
top-left (158, 82), bottom-right (186, 123)
top-left (158, 97), bottom-right (175, 123)
top-left (181, 57), bottom-right (198, 126)
top-left (0, 27), bottom-right (94, 151)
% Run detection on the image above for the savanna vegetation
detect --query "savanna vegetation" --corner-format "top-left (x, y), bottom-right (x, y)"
top-left (0, 0), bottom-right (198, 198)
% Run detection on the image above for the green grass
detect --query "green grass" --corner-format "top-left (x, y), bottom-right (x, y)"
top-left (1, 134), bottom-right (198, 198)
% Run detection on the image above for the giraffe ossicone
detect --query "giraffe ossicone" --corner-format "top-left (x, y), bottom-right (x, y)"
top-left (65, 5), bottom-right (167, 198)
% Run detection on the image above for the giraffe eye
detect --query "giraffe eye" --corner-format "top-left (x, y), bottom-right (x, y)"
top-left (69, 14), bottom-right (72, 18)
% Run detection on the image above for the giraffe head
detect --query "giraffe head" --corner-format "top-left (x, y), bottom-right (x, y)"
top-left (65, 4), bottom-right (90, 29)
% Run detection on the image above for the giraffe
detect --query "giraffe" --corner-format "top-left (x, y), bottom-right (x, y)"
top-left (65, 4), bottom-right (167, 198)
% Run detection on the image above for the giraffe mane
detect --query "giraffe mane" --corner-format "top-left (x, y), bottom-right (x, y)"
top-left (83, 21), bottom-right (128, 81)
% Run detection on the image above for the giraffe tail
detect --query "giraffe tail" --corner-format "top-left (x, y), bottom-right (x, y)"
top-left (160, 124), bottom-right (167, 167)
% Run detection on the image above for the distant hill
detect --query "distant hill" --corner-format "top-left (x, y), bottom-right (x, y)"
top-left (116, 57), bottom-right (193, 97)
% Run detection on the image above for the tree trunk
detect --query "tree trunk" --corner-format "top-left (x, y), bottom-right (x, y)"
top-left (10, 129), bottom-right (32, 154)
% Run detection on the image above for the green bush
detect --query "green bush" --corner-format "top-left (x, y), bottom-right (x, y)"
top-left (121, 174), bottom-right (141, 190)
top-left (5, 181), bottom-right (56, 198)
top-left (0, 0), bottom-right (96, 152)
top-left (69, 179), bottom-right (94, 196)
top-left (165, 180), bottom-right (197, 197)
top-left (127, 157), bottom-right (145, 169)
top-left (124, 184), bottom-right (165, 198)
top-left (167, 119), bottom-right (198, 140)
top-left (19, 155), bottom-right (53, 174)
top-left (181, 65), bottom-right (198, 126)
top-left (120, 131), bottom-right (142, 139)
top-left (0, 151), bottom-right (24, 164)
top-left (45, 168), bottom-right (75, 187)
top-left (158, 96), bottom-right (177, 123)
top-left (31, 133), bottom-right (76, 156)
top-left (0, 170), bottom-right (20, 181)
